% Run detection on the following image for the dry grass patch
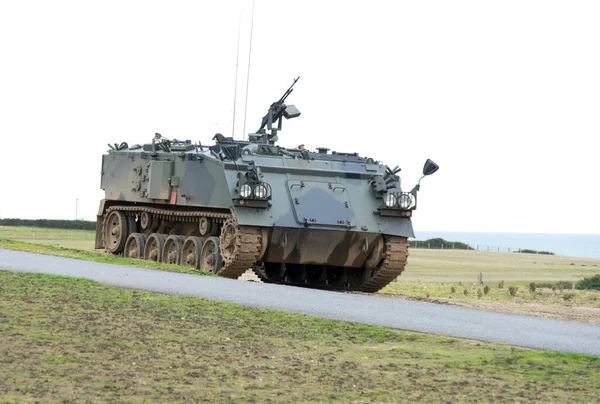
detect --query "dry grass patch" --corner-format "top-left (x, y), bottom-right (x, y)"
top-left (404, 249), bottom-right (600, 282)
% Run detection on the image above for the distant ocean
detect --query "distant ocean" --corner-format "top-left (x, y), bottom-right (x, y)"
top-left (413, 231), bottom-right (600, 259)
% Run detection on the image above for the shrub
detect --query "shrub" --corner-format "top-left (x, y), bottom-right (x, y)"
top-left (498, 280), bottom-right (505, 289)
top-left (463, 289), bottom-right (468, 296)
top-left (477, 289), bottom-right (483, 299)
top-left (450, 286), bottom-right (456, 294)
top-left (483, 285), bottom-right (490, 295)
top-left (0, 218), bottom-right (96, 230)
top-left (562, 292), bottom-right (575, 301)
top-left (575, 275), bottom-right (600, 291)
top-left (508, 286), bottom-right (518, 296)
top-left (410, 238), bottom-right (474, 250)
top-left (534, 281), bottom-right (572, 291)
top-left (555, 281), bottom-right (573, 291)
top-left (515, 249), bottom-right (555, 255)
top-left (529, 282), bottom-right (536, 293)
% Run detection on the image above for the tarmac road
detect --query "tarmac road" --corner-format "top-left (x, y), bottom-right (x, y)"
top-left (2, 248), bottom-right (600, 356)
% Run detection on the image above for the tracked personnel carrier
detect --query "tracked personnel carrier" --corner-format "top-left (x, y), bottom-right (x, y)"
top-left (96, 78), bottom-right (439, 292)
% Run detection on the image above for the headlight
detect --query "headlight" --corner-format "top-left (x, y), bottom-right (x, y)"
top-left (239, 183), bottom-right (252, 198)
top-left (399, 193), bottom-right (412, 209)
top-left (254, 183), bottom-right (268, 199)
top-left (383, 193), bottom-right (397, 208)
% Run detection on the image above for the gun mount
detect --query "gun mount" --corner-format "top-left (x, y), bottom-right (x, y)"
top-left (255, 77), bottom-right (301, 143)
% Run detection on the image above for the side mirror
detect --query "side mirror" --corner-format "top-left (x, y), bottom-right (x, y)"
top-left (423, 159), bottom-right (439, 176)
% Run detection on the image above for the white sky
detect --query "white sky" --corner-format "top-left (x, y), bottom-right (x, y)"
top-left (0, 0), bottom-right (598, 234)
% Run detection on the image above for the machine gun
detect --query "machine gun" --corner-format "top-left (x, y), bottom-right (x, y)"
top-left (256, 77), bottom-right (301, 139)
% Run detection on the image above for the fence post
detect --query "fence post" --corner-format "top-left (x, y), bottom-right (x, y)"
top-left (428, 242), bottom-right (431, 249)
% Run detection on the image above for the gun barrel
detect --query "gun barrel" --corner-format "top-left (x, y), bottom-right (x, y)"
top-left (278, 77), bottom-right (300, 103)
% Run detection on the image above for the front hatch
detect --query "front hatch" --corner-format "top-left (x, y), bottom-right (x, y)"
top-left (286, 180), bottom-right (356, 228)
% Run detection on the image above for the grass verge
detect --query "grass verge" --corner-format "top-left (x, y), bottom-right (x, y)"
top-left (379, 281), bottom-right (600, 325)
top-left (1, 271), bottom-right (599, 402)
top-left (0, 239), bottom-right (212, 277)
top-left (381, 281), bottom-right (600, 308)
top-left (2, 235), bottom-right (600, 323)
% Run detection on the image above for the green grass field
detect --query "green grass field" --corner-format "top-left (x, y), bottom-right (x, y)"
top-left (2, 225), bottom-right (600, 321)
top-left (0, 226), bottom-right (96, 250)
top-left (1, 271), bottom-right (599, 402)
top-left (404, 249), bottom-right (600, 283)
top-left (2, 225), bottom-right (599, 283)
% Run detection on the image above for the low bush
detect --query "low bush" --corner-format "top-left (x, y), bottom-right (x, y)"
top-left (508, 286), bottom-right (519, 296)
top-left (0, 218), bottom-right (95, 230)
top-left (410, 238), bottom-right (473, 250)
top-left (514, 249), bottom-right (555, 255)
top-left (556, 281), bottom-right (573, 291)
top-left (575, 275), bottom-right (600, 291)
top-left (535, 281), bottom-right (573, 291)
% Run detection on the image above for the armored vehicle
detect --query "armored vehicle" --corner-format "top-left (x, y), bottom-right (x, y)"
top-left (96, 78), bottom-right (438, 292)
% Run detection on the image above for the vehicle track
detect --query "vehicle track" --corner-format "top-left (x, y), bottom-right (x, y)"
top-left (2, 248), bottom-right (600, 357)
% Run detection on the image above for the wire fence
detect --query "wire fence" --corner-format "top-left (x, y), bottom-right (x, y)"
top-left (409, 241), bottom-right (555, 255)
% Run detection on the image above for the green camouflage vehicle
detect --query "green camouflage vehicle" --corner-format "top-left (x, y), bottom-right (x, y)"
top-left (96, 79), bottom-right (438, 292)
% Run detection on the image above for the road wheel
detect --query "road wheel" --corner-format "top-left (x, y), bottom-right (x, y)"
top-left (253, 262), bottom-right (285, 283)
top-left (144, 233), bottom-right (167, 262)
top-left (104, 211), bottom-right (128, 253)
top-left (200, 236), bottom-right (222, 274)
top-left (162, 235), bottom-right (185, 265)
top-left (286, 264), bottom-right (306, 284)
top-left (326, 266), bottom-right (348, 288)
top-left (182, 236), bottom-right (206, 269)
top-left (347, 268), bottom-right (368, 289)
top-left (124, 233), bottom-right (147, 258)
top-left (306, 265), bottom-right (327, 287)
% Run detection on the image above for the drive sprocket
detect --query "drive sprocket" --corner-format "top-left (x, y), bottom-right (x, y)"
top-left (218, 217), bottom-right (263, 279)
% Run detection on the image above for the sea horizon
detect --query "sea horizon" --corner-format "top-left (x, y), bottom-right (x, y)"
top-left (413, 231), bottom-right (600, 260)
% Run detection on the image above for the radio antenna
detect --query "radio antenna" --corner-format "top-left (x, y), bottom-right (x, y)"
top-left (242, 0), bottom-right (256, 141)
top-left (231, 0), bottom-right (242, 138)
